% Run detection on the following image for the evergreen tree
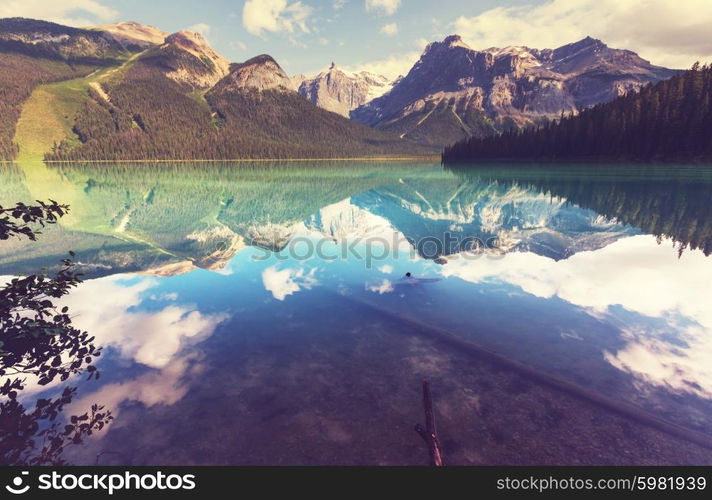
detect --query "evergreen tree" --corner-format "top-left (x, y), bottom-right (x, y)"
top-left (443, 65), bottom-right (712, 163)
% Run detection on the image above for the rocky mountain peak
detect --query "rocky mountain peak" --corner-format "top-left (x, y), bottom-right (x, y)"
top-left (296, 63), bottom-right (393, 117)
top-left (578, 36), bottom-right (605, 48)
top-left (166, 30), bottom-right (204, 47)
top-left (352, 34), bottom-right (677, 148)
top-left (551, 36), bottom-right (607, 61)
top-left (214, 54), bottom-right (293, 92)
top-left (94, 21), bottom-right (166, 49)
top-left (422, 34), bottom-right (472, 56)
top-left (164, 30), bottom-right (227, 69)
top-left (547, 36), bottom-right (665, 89)
top-left (442, 34), bottom-right (470, 49)
top-left (160, 29), bottom-right (231, 88)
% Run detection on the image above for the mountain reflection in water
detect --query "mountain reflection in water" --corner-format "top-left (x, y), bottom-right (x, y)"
top-left (1, 161), bottom-right (711, 465)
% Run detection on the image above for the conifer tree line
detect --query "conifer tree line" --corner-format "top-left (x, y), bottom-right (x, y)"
top-left (443, 64), bottom-right (712, 163)
top-left (44, 55), bottom-right (421, 161)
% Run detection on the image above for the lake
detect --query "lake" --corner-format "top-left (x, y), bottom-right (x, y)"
top-left (2, 161), bottom-right (712, 465)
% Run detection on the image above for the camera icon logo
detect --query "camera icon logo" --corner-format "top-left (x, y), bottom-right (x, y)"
top-left (5, 471), bottom-right (30, 495)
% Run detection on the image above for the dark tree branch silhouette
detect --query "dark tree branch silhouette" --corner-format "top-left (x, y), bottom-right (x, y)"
top-left (0, 201), bottom-right (112, 465)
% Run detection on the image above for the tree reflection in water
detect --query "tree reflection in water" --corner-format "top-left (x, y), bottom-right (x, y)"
top-left (448, 165), bottom-right (712, 257)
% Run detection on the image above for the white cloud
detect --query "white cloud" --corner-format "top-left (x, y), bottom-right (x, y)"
top-left (68, 352), bottom-right (204, 425)
top-left (149, 292), bottom-right (178, 301)
top-left (414, 37), bottom-right (430, 50)
top-left (379, 22), bottom-right (398, 36)
top-left (242, 0), bottom-right (312, 38)
top-left (0, 0), bottom-right (118, 27)
top-left (442, 235), bottom-right (712, 328)
top-left (60, 276), bottom-right (229, 369)
top-left (441, 235), bottom-right (712, 398)
top-left (367, 279), bottom-right (394, 294)
top-left (453, 0), bottom-right (712, 68)
top-left (365, 0), bottom-right (401, 16)
top-left (604, 323), bottom-right (712, 399)
top-left (187, 22), bottom-right (211, 37)
top-left (13, 275), bottom-right (229, 398)
top-left (333, 0), bottom-right (347, 9)
top-left (378, 264), bottom-right (393, 274)
top-left (262, 266), bottom-right (317, 301)
top-left (343, 50), bottom-right (419, 80)
top-left (230, 40), bottom-right (248, 51)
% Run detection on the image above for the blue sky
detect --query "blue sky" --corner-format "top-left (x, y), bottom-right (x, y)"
top-left (2, 0), bottom-right (711, 78)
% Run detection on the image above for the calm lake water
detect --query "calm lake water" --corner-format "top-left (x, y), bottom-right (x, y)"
top-left (2, 161), bottom-right (712, 465)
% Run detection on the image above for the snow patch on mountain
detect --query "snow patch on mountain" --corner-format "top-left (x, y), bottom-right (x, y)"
top-left (296, 63), bottom-right (393, 117)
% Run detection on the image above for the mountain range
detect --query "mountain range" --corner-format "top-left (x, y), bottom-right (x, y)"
top-left (0, 17), bottom-right (680, 160)
top-left (0, 18), bottom-right (421, 161)
top-left (351, 35), bottom-right (678, 148)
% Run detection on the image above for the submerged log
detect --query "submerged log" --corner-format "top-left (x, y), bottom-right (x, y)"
top-left (336, 292), bottom-right (712, 451)
top-left (415, 380), bottom-right (444, 466)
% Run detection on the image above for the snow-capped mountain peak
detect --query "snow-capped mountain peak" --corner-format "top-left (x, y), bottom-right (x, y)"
top-left (296, 63), bottom-right (393, 117)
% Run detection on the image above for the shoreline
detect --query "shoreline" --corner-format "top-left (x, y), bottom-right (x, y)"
top-left (1, 156), bottom-right (439, 165)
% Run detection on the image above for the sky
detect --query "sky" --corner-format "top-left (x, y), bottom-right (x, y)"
top-left (1, 0), bottom-right (712, 78)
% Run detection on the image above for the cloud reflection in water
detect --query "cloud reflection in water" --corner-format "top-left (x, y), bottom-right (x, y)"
top-left (440, 234), bottom-right (712, 398)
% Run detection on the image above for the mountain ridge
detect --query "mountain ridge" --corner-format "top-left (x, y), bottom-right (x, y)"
top-left (40, 30), bottom-right (430, 160)
top-left (0, 17), bottom-right (130, 62)
top-left (0, 17), bottom-right (683, 160)
top-left (159, 30), bottom-right (231, 88)
top-left (351, 34), bottom-right (678, 148)
top-left (92, 21), bottom-right (167, 50)
top-left (0, 17), bottom-right (429, 161)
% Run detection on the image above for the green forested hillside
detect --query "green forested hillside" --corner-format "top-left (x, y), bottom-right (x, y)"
top-left (0, 53), bottom-right (99, 160)
top-left (443, 65), bottom-right (712, 162)
top-left (1, 17), bottom-right (429, 162)
top-left (45, 55), bottom-right (427, 160)
top-left (0, 18), bottom-right (137, 160)
top-left (46, 52), bottom-right (219, 161)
